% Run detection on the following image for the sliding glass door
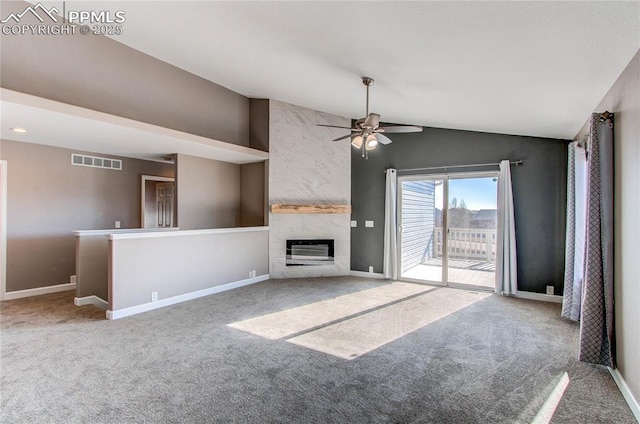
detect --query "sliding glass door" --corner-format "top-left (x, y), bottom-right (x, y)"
top-left (398, 177), bottom-right (445, 283)
top-left (399, 173), bottom-right (498, 290)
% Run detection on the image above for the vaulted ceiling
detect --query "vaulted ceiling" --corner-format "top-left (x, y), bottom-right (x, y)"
top-left (35, 1), bottom-right (640, 140)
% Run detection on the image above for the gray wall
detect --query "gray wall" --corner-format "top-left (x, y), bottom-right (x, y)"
top-left (1, 140), bottom-right (174, 291)
top-left (109, 228), bottom-right (268, 312)
top-left (0, 1), bottom-right (250, 147)
top-left (175, 154), bottom-right (241, 230)
top-left (351, 128), bottom-right (569, 294)
top-left (250, 99), bottom-right (270, 152)
top-left (240, 162), bottom-right (266, 227)
top-left (75, 228), bottom-right (178, 301)
top-left (578, 49), bottom-right (640, 409)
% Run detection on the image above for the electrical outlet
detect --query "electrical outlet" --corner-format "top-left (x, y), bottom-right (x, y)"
top-left (365, 220), bottom-right (374, 228)
top-left (369, 266), bottom-right (374, 273)
top-left (70, 275), bottom-right (77, 284)
top-left (115, 221), bottom-right (121, 229)
top-left (151, 291), bottom-right (158, 302)
top-left (546, 285), bottom-right (554, 295)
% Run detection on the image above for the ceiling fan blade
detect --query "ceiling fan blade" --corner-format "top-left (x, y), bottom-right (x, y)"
top-left (332, 134), bottom-right (353, 142)
top-left (376, 133), bottom-right (393, 145)
top-left (363, 113), bottom-right (380, 129)
top-left (378, 125), bottom-right (423, 133)
top-left (317, 124), bottom-right (356, 131)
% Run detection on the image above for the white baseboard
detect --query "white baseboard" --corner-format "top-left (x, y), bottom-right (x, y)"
top-left (74, 295), bottom-right (108, 310)
top-left (3, 282), bottom-right (76, 300)
top-left (106, 274), bottom-right (269, 320)
top-left (350, 270), bottom-right (386, 280)
top-left (609, 367), bottom-right (640, 421)
top-left (514, 291), bottom-right (563, 304)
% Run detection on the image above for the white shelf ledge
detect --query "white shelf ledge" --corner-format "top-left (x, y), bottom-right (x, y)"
top-left (1, 88), bottom-right (269, 165)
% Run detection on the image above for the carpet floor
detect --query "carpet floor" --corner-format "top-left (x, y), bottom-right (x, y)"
top-left (0, 277), bottom-right (636, 423)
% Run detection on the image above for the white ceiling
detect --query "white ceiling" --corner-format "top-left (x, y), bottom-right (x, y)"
top-left (31, 1), bottom-right (640, 141)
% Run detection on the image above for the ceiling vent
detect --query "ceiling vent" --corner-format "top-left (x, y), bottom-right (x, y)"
top-left (71, 153), bottom-right (122, 171)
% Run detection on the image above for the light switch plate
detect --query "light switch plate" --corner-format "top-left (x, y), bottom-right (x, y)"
top-left (365, 220), bottom-right (374, 228)
top-left (350, 220), bottom-right (357, 227)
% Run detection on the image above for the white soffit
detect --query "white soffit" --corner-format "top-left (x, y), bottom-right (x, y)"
top-left (0, 89), bottom-right (268, 164)
top-left (35, 0), bottom-right (640, 140)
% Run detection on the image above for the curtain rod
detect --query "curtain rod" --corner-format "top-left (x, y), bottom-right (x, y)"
top-left (393, 160), bottom-right (523, 174)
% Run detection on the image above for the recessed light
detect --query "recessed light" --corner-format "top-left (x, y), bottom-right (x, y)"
top-left (10, 127), bottom-right (27, 133)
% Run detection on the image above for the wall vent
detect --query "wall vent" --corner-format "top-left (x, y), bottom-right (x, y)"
top-left (71, 154), bottom-right (122, 171)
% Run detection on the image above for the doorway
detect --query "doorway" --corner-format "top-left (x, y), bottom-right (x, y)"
top-left (141, 175), bottom-right (175, 228)
top-left (398, 172), bottom-right (498, 290)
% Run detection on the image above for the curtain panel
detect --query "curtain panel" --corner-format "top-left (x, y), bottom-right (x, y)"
top-left (562, 142), bottom-right (587, 321)
top-left (496, 160), bottom-right (518, 295)
top-left (578, 113), bottom-right (615, 367)
top-left (383, 169), bottom-right (398, 280)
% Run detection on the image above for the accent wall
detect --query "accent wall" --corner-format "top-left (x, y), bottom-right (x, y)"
top-left (351, 128), bottom-right (569, 294)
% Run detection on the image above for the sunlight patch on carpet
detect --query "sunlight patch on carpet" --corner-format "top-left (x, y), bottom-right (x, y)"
top-left (228, 282), bottom-right (433, 339)
top-left (287, 288), bottom-right (490, 359)
top-left (531, 372), bottom-right (571, 424)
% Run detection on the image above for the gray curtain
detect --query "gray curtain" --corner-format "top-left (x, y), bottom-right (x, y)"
top-left (495, 160), bottom-right (517, 295)
top-left (383, 169), bottom-right (398, 279)
top-left (578, 113), bottom-right (615, 367)
top-left (562, 142), bottom-right (587, 321)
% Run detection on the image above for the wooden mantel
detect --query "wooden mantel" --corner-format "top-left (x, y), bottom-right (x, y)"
top-left (270, 204), bottom-right (352, 214)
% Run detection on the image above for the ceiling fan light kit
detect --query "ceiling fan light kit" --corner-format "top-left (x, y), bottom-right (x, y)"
top-left (317, 76), bottom-right (423, 159)
top-left (351, 135), bottom-right (363, 149)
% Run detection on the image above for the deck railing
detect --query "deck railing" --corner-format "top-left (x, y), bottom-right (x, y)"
top-left (434, 227), bottom-right (496, 262)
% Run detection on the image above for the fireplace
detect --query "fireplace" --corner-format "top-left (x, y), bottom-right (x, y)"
top-left (286, 239), bottom-right (334, 266)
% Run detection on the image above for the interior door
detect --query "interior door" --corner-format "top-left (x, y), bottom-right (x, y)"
top-left (399, 172), bottom-right (497, 290)
top-left (156, 183), bottom-right (174, 227)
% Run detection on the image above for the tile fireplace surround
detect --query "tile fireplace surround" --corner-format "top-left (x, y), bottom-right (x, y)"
top-left (268, 100), bottom-right (351, 278)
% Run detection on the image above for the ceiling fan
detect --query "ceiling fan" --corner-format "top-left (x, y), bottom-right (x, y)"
top-left (318, 76), bottom-right (423, 158)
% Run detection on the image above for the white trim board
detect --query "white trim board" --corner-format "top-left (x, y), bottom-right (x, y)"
top-left (350, 271), bottom-right (386, 280)
top-left (3, 282), bottom-right (76, 300)
top-left (0, 161), bottom-right (6, 301)
top-left (609, 367), bottom-right (640, 422)
top-left (514, 291), bottom-right (563, 304)
top-left (108, 226), bottom-right (268, 240)
top-left (1, 88), bottom-right (269, 165)
top-left (106, 274), bottom-right (269, 320)
top-left (74, 295), bottom-right (108, 310)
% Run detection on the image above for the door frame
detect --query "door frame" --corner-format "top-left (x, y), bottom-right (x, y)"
top-left (141, 175), bottom-right (175, 228)
top-left (397, 170), bottom-right (498, 290)
top-left (0, 161), bottom-right (7, 300)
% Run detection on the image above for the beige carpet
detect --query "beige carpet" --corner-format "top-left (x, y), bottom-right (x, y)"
top-left (1, 277), bottom-right (636, 423)
top-left (228, 281), bottom-right (433, 340)
top-left (288, 288), bottom-right (490, 359)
